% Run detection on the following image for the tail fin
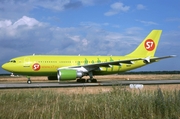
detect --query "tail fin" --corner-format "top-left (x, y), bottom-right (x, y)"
top-left (126, 30), bottom-right (162, 57)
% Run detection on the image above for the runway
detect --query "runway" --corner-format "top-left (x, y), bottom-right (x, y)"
top-left (0, 79), bottom-right (180, 89)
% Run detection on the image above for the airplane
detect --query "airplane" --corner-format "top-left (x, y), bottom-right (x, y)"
top-left (1, 30), bottom-right (175, 84)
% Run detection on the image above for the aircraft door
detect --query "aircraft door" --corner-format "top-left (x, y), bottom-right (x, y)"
top-left (23, 57), bottom-right (31, 67)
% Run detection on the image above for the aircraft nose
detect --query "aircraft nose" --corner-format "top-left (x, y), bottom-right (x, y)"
top-left (2, 63), bottom-right (11, 71)
top-left (2, 63), bottom-right (6, 70)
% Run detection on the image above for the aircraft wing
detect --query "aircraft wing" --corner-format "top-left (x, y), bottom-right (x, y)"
top-left (65, 58), bottom-right (144, 72)
top-left (59, 55), bottom-right (176, 72)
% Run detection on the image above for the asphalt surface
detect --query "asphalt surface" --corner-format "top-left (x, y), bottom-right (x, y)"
top-left (0, 79), bottom-right (180, 89)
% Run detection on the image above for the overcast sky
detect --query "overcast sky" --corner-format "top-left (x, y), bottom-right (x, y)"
top-left (0, 0), bottom-right (180, 73)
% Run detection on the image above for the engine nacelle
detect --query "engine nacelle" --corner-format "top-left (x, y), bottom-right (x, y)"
top-left (57, 69), bottom-right (83, 81)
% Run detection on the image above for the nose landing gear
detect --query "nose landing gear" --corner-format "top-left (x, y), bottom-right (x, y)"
top-left (27, 76), bottom-right (32, 84)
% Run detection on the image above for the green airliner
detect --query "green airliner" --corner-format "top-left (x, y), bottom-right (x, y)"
top-left (2, 30), bottom-right (175, 84)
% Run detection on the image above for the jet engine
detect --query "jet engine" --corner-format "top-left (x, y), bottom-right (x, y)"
top-left (57, 69), bottom-right (83, 81)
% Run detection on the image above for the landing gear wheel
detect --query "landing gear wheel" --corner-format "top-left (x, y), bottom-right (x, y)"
top-left (77, 79), bottom-right (80, 82)
top-left (26, 76), bottom-right (31, 84)
top-left (77, 78), bottom-right (86, 83)
top-left (87, 78), bottom-right (97, 83)
top-left (81, 79), bottom-right (86, 83)
top-left (87, 72), bottom-right (97, 83)
top-left (92, 79), bottom-right (97, 83)
top-left (87, 79), bottom-right (92, 83)
top-left (27, 80), bottom-right (32, 84)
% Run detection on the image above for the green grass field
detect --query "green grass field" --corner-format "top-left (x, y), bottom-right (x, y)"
top-left (0, 87), bottom-right (180, 119)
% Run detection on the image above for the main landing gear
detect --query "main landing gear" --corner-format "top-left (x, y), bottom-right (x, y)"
top-left (77, 78), bottom-right (86, 83)
top-left (76, 72), bottom-right (97, 83)
top-left (87, 78), bottom-right (97, 83)
top-left (27, 76), bottom-right (32, 84)
top-left (87, 72), bottom-right (97, 83)
top-left (76, 78), bottom-right (97, 83)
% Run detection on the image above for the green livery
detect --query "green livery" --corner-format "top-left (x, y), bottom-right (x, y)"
top-left (2, 30), bottom-right (175, 84)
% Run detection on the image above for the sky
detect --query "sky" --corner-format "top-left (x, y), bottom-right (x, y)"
top-left (0, 0), bottom-right (180, 73)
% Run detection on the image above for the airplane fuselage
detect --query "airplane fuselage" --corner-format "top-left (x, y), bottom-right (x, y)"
top-left (2, 55), bottom-right (147, 76)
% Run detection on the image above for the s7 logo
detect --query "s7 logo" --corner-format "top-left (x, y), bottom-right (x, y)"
top-left (144, 39), bottom-right (155, 51)
top-left (32, 63), bottom-right (40, 71)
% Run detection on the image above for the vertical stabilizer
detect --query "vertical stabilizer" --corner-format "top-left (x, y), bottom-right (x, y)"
top-left (126, 30), bottom-right (162, 57)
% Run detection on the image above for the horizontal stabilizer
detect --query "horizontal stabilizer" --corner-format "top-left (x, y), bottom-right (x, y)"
top-left (150, 55), bottom-right (176, 62)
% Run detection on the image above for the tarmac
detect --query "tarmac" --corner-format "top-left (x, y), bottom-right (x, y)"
top-left (0, 79), bottom-right (180, 89)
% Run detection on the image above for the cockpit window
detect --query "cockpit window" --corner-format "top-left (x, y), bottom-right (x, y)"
top-left (9, 60), bottom-right (16, 63)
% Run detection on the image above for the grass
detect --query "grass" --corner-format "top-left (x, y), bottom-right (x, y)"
top-left (0, 86), bottom-right (180, 119)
